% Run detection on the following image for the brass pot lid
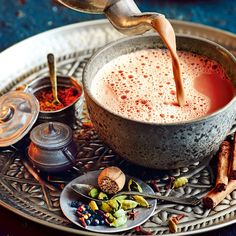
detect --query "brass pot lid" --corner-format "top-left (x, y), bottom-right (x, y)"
top-left (0, 91), bottom-right (39, 147)
top-left (30, 122), bottom-right (73, 149)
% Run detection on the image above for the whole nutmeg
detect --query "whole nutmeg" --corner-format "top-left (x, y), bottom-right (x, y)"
top-left (98, 166), bottom-right (126, 194)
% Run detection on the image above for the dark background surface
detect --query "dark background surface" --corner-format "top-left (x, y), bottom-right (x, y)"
top-left (0, 0), bottom-right (236, 235)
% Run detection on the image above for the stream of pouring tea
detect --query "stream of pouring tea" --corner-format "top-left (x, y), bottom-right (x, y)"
top-left (151, 16), bottom-right (185, 107)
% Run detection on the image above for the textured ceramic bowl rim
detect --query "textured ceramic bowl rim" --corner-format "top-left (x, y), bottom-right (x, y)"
top-left (83, 34), bottom-right (236, 126)
top-left (25, 75), bottom-right (83, 114)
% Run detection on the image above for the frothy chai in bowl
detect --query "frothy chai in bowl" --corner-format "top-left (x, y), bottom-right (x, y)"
top-left (91, 49), bottom-right (235, 123)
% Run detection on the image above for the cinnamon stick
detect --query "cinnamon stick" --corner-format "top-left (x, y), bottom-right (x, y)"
top-left (230, 133), bottom-right (236, 179)
top-left (215, 141), bottom-right (231, 191)
top-left (203, 180), bottom-right (236, 209)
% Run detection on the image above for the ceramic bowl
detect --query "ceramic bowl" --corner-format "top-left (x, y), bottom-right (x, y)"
top-left (83, 35), bottom-right (236, 169)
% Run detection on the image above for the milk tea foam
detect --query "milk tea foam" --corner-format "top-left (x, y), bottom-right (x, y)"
top-left (91, 49), bottom-right (234, 123)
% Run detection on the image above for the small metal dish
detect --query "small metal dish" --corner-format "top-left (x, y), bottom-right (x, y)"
top-left (25, 75), bottom-right (83, 126)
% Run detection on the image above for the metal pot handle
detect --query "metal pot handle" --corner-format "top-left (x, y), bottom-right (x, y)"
top-left (62, 147), bottom-right (75, 164)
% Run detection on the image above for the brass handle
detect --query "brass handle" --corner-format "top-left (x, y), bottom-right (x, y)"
top-left (47, 53), bottom-right (61, 104)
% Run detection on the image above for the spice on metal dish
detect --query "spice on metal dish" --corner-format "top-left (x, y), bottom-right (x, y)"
top-left (70, 167), bottom-right (151, 228)
top-left (127, 209), bottom-right (139, 220)
top-left (133, 195), bottom-right (149, 208)
top-left (74, 202), bottom-right (109, 227)
top-left (89, 200), bottom-right (99, 211)
top-left (128, 179), bottom-right (143, 192)
top-left (98, 191), bottom-right (109, 200)
top-left (35, 86), bottom-right (81, 111)
top-left (119, 199), bottom-right (138, 210)
top-left (88, 188), bottom-right (99, 199)
top-left (100, 202), bottom-right (113, 213)
top-left (107, 199), bottom-right (120, 211)
top-left (98, 166), bottom-right (126, 194)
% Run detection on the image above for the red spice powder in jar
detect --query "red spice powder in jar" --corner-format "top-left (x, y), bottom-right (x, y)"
top-left (35, 86), bottom-right (81, 111)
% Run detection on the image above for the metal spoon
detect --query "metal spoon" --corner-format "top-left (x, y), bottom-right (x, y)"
top-left (47, 53), bottom-right (62, 105)
top-left (71, 183), bottom-right (201, 206)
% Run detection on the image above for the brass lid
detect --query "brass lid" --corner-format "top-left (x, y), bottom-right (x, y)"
top-left (0, 91), bottom-right (39, 147)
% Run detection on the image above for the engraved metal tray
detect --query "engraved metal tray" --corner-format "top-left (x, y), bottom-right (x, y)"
top-left (0, 19), bottom-right (236, 236)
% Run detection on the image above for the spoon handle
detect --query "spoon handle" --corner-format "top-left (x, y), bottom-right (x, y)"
top-left (113, 191), bottom-right (201, 206)
top-left (47, 53), bottom-right (58, 102)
